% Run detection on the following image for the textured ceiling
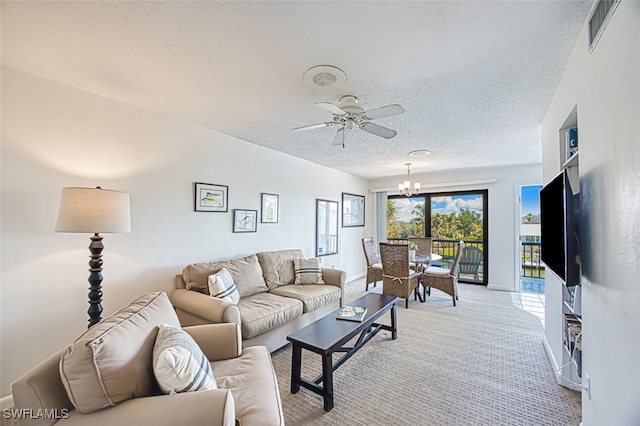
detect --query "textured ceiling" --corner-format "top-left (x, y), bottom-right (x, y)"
top-left (1, 1), bottom-right (593, 179)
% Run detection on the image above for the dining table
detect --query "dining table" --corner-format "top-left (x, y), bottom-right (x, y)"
top-left (411, 253), bottom-right (443, 302)
top-left (412, 253), bottom-right (443, 269)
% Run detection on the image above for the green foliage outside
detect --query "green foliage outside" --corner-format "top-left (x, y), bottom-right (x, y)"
top-left (387, 200), bottom-right (483, 241)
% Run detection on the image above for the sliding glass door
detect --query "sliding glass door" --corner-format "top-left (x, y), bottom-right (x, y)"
top-left (387, 190), bottom-right (488, 285)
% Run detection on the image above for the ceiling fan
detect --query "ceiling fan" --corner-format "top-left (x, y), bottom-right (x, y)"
top-left (292, 95), bottom-right (405, 147)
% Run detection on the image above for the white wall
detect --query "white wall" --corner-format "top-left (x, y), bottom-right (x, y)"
top-left (541, 1), bottom-right (640, 424)
top-left (0, 67), bottom-right (370, 396)
top-left (369, 164), bottom-right (542, 291)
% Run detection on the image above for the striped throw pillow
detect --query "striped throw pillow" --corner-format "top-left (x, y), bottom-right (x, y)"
top-left (152, 323), bottom-right (217, 394)
top-left (293, 257), bottom-right (324, 285)
top-left (207, 268), bottom-right (240, 304)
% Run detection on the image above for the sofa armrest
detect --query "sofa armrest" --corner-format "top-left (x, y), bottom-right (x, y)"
top-left (170, 288), bottom-right (241, 324)
top-left (62, 389), bottom-right (235, 426)
top-left (322, 268), bottom-right (346, 306)
top-left (183, 323), bottom-right (242, 361)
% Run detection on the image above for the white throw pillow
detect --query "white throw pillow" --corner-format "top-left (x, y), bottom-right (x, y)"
top-left (208, 268), bottom-right (240, 304)
top-left (153, 323), bottom-right (217, 394)
top-left (293, 257), bottom-right (324, 285)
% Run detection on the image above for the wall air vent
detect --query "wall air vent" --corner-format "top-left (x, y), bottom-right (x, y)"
top-left (588, 0), bottom-right (621, 53)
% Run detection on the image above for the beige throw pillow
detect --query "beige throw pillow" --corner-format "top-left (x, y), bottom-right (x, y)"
top-left (293, 258), bottom-right (324, 284)
top-left (182, 254), bottom-right (267, 298)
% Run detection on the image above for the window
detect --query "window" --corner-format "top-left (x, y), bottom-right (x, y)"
top-left (386, 196), bottom-right (426, 239)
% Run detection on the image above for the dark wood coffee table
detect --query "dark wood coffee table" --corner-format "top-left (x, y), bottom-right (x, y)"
top-left (286, 293), bottom-right (398, 411)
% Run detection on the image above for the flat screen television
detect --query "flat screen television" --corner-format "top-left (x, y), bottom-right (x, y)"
top-left (539, 169), bottom-right (580, 286)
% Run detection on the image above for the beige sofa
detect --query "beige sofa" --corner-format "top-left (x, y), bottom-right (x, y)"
top-left (170, 249), bottom-right (346, 352)
top-left (11, 292), bottom-right (283, 426)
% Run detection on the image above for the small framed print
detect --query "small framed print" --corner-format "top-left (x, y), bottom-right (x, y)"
top-left (342, 193), bottom-right (365, 227)
top-left (261, 193), bottom-right (279, 223)
top-left (233, 209), bottom-right (258, 233)
top-left (195, 182), bottom-right (228, 212)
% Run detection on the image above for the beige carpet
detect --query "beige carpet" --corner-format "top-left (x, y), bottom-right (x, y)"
top-left (271, 278), bottom-right (581, 426)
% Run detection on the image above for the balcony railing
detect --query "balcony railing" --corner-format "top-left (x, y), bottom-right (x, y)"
top-left (521, 241), bottom-right (544, 278)
top-left (385, 238), bottom-right (544, 282)
top-left (387, 238), bottom-right (484, 284)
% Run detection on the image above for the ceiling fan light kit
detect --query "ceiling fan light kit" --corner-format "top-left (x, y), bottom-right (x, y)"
top-left (292, 95), bottom-right (405, 148)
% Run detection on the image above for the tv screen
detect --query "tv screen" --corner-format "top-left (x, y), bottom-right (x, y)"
top-left (540, 169), bottom-right (580, 286)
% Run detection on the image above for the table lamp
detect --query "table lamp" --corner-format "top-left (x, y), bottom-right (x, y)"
top-left (55, 187), bottom-right (131, 328)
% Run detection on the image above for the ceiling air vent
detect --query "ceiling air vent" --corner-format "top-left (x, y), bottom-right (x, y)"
top-left (303, 65), bottom-right (347, 88)
top-left (588, 0), bottom-right (621, 53)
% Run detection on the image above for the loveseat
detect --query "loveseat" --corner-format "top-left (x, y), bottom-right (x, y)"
top-left (170, 249), bottom-right (346, 352)
top-left (11, 292), bottom-right (284, 426)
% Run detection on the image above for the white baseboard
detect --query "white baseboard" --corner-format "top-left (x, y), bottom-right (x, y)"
top-left (346, 272), bottom-right (365, 283)
top-left (543, 333), bottom-right (560, 383)
top-left (487, 283), bottom-right (515, 292)
top-left (543, 334), bottom-right (581, 391)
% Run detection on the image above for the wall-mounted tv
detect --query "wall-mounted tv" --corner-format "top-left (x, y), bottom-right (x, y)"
top-left (540, 169), bottom-right (580, 286)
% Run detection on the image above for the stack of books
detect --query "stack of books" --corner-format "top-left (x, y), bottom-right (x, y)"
top-left (564, 313), bottom-right (582, 352)
top-left (565, 127), bottom-right (579, 159)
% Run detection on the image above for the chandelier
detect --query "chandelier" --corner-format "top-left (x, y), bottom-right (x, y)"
top-left (398, 163), bottom-right (421, 196)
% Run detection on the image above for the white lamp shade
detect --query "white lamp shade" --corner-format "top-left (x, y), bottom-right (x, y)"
top-left (55, 187), bottom-right (131, 233)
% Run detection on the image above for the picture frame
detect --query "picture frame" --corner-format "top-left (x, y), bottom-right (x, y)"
top-left (316, 199), bottom-right (339, 257)
top-left (233, 209), bottom-right (258, 233)
top-left (342, 192), bottom-right (365, 227)
top-left (261, 193), bottom-right (279, 223)
top-left (194, 182), bottom-right (228, 212)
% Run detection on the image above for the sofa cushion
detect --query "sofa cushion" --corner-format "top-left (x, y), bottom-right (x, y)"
top-left (208, 268), bottom-right (240, 304)
top-left (293, 257), bottom-right (324, 284)
top-left (59, 292), bottom-right (180, 414)
top-left (256, 249), bottom-right (304, 289)
top-left (269, 284), bottom-right (341, 313)
top-left (237, 292), bottom-right (303, 339)
top-left (153, 323), bottom-right (217, 394)
top-left (211, 346), bottom-right (284, 426)
top-left (183, 254), bottom-right (268, 298)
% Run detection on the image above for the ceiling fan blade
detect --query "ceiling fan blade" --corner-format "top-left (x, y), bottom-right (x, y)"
top-left (361, 122), bottom-right (397, 139)
top-left (362, 104), bottom-right (405, 120)
top-left (315, 102), bottom-right (347, 116)
top-left (332, 127), bottom-right (349, 146)
top-left (291, 122), bottom-right (334, 132)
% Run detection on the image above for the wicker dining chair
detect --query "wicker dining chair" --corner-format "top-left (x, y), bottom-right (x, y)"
top-left (379, 242), bottom-right (421, 308)
top-left (408, 236), bottom-right (432, 256)
top-left (362, 238), bottom-right (383, 291)
top-left (422, 240), bottom-right (464, 306)
top-left (408, 236), bottom-right (432, 271)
